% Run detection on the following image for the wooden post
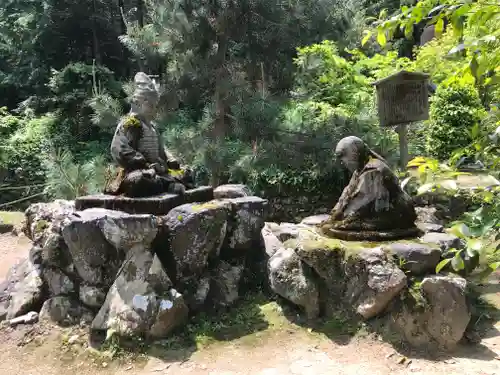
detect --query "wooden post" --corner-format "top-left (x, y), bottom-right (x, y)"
top-left (397, 124), bottom-right (409, 169)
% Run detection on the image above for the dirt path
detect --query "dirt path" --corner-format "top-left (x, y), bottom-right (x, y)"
top-left (0, 232), bottom-right (499, 375)
top-left (0, 233), bottom-right (31, 278)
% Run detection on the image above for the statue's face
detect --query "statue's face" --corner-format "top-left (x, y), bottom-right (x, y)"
top-left (134, 96), bottom-right (158, 119)
top-left (337, 146), bottom-right (360, 173)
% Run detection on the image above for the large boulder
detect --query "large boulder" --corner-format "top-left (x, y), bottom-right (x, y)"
top-left (40, 296), bottom-right (93, 326)
top-left (61, 209), bottom-right (158, 287)
top-left (382, 241), bottom-right (441, 275)
top-left (268, 247), bottom-right (320, 319)
top-left (0, 259), bottom-right (46, 321)
top-left (224, 197), bottom-right (268, 255)
top-left (91, 248), bottom-right (188, 340)
top-left (343, 248), bottom-right (407, 319)
top-left (162, 201), bottom-right (230, 289)
top-left (390, 275), bottom-right (470, 349)
top-left (210, 261), bottom-right (245, 307)
top-left (261, 223), bottom-right (285, 258)
top-left (291, 237), bottom-right (407, 319)
top-left (23, 200), bottom-right (75, 244)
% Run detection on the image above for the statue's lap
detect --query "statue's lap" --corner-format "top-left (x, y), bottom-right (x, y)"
top-left (75, 186), bottom-right (214, 215)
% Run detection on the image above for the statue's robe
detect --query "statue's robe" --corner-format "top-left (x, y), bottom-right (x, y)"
top-left (328, 158), bottom-right (417, 231)
top-left (104, 113), bottom-right (194, 197)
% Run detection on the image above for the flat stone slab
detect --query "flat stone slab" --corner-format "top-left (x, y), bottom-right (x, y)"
top-left (75, 186), bottom-right (214, 215)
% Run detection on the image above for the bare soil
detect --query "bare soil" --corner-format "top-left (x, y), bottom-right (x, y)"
top-left (0, 230), bottom-right (499, 375)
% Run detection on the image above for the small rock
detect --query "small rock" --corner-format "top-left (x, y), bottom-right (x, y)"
top-left (444, 359), bottom-right (456, 364)
top-left (79, 285), bottom-right (106, 308)
top-left (300, 214), bottom-right (330, 226)
top-left (68, 334), bottom-right (79, 344)
top-left (8, 311), bottom-right (39, 326)
top-left (397, 356), bottom-right (407, 364)
top-left (102, 362), bottom-right (108, 368)
top-left (410, 364), bottom-right (421, 372)
top-left (417, 222), bottom-right (444, 233)
top-left (421, 232), bottom-right (463, 252)
top-left (214, 184), bottom-right (252, 199)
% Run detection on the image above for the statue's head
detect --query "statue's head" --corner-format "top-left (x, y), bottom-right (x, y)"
top-left (335, 136), bottom-right (368, 173)
top-left (130, 72), bottom-right (160, 120)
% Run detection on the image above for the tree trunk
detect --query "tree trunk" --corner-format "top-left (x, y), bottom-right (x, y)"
top-left (137, 0), bottom-right (144, 28)
top-left (91, 0), bottom-right (101, 65)
top-left (210, 35), bottom-right (229, 187)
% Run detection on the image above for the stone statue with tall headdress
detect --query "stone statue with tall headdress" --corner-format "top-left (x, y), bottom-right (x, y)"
top-left (320, 136), bottom-right (420, 241)
top-left (104, 72), bottom-right (195, 197)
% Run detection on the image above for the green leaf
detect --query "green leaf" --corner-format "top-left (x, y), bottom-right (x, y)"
top-left (417, 182), bottom-right (435, 195)
top-left (435, 258), bottom-right (451, 274)
top-left (467, 238), bottom-right (483, 252)
top-left (470, 55), bottom-right (479, 80)
top-left (448, 222), bottom-right (471, 239)
top-left (361, 31), bottom-right (372, 46)
top-left (451, 253), bottom-right (465, 271)
top-left (377, 30), bottom-right (387, 47)
top-left (440, 179), bottom-right (458, 191)
top-left (435, 18), bottom-right (444, 36)
top-left (400, 176), bottom-right (413, 190)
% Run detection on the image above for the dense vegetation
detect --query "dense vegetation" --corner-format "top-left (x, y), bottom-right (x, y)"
top-left (0, 1), bottom-right (498, 208)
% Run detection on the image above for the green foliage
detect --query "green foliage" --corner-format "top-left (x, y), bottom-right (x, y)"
top-left (43, 149), bottom-right (107, 200)
top-left (293, 41), bottom-right (371, 115)
top-left (426, 81), bottom-right (486, 160)
top-left (368, 0), bottom-right (500, 108)
top-left (0, 110), bottom-right (56, 207)
top-left (436, 220), bottom-right (499, 280)
top-left (403, 156), bottom-right (467, 196)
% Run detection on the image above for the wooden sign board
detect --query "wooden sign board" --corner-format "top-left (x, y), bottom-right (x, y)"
top-left (373, 71), bottom-right (430, 127)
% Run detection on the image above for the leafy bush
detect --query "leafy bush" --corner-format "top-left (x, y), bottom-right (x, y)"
top-left (426, 80), bottom-right (486, 161)
top-left (0, 111), bottom-right (56, 207)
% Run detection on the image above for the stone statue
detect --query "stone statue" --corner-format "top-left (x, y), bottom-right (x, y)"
top-left (104, 72), bottom-right (195, 197)
top-left (320, 136), bottom-right (421, 241)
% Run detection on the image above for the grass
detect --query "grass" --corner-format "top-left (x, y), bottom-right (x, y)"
top-left (0, 210), bottom-right (24, 226)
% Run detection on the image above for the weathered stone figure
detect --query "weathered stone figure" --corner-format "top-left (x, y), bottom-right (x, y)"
top-left (104, 72), bottom-right (194, 197)
top-left (321, 136), bottom-right (420, 241)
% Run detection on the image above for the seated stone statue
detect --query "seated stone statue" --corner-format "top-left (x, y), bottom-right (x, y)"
top-left (104, 72), bottom-right (195, 198)
top-left (320, 136), bottom-right (421, 241)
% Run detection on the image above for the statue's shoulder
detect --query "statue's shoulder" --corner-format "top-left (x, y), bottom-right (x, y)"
top-left (365, 158), bottom-right (387, 171)
top-left (119, 113), bottom-right (142, 130)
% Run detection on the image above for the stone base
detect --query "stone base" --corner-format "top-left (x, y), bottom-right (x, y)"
top-left (74, 186), bottom-right (214, 215)
top-left (325, 226), bottom-right (423, 241)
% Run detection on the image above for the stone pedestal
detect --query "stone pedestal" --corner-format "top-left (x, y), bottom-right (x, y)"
top-left (74, 186), bottom-right (214, 215)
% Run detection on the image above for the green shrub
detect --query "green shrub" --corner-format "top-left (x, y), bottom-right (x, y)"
top-left (426, 81), bottom-right (486, 161)
top-left (0, 111), bottom-right (56, 207)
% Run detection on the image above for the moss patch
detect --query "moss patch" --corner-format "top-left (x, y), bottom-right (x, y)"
top-left (34, 219), bottom-right (49, 234)
top-left (190, 201), bottom-right (223, 212)
top-left (286, 237), bottom-right (378, 260)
